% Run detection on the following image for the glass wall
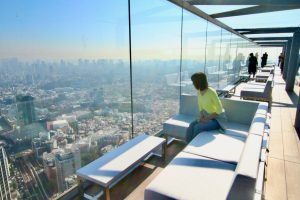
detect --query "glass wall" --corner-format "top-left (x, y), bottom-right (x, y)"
top-left (181, 9), bottom-right (207, 94)
top-left (219, 30), bottom-right (232, 89)
top-left (228, 34), bottom-right (239, 83)
top-left (236, 40), bottom-right (248, 75)
top-left (130, 0), bottom-right (181, 136)
top-left (205, 23), bottom-right (222, 89)
top-left (0, 0), bottom-right (131, 198)
top-left (0, 0), bottom-right (260, 198)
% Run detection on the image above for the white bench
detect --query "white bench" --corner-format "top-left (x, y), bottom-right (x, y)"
top-left (217, 84), bottom-right (237, 97)
top-left (255, 72), bottom-right (270, 82)
top-left (146, 97), bottom-right (269, 200)
top-left (261, 68), bottom-right (274, 74)
top-left (76, 134), bottom-right (166, 200)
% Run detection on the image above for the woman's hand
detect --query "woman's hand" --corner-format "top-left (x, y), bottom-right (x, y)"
top-left (199, 114), bottom-right (209, 123)
top-left (199, 113), bottom-right (218, 123)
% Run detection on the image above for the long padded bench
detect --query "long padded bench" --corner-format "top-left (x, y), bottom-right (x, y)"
top-left (145, 95), bottom-right (269, 200)
top-left (261, 65), bottom-right (275, 74)
top-left (240, 75), bottom-right (273, 104)
top-left (217, 84), bottom-right (237, 97)
top-left (255, 72), bottom-right (271, 82)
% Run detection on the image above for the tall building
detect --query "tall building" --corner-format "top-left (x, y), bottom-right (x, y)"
top-left (0, 147), bottom-right (11, 200)
top-left (55, 146), bottom-right (81, 193)
top-left (42, 152), bottom-right (57, 193)
top-left (16, 95), bottom-right (36, 125)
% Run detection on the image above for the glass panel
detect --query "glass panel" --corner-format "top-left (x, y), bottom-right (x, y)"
top-left (229, 34), bottom-right (242, 83)
top-left (219, 30), bottom-right (232, 89)
top-left (181, 9), bottom-right (207, 94)
top-left (131, 0), bottom-right (181, 136)
top-left (236, 39), bottom-right (249, 77)
top-left (261, 47), bottom-right (283, 65)
top-left (0, 0), bottom-right (130, 198)
top-left (205, 23), bottom-right (222, 89)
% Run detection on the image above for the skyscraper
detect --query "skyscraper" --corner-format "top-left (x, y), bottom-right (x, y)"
top-left (0, 147), bottom-right (11, 200)
top-left (55, 146), bottom-right (81, 193)
top-left (16, 95), bottom-right (36, 125)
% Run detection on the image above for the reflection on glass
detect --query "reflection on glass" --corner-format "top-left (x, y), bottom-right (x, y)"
top-left (181, 10), bottom-right (207, 94)
top-left (0, 0), bottom-right (130, 198)
top-left (236, 39), bottom-right (248, 77)
top-left (206, 23), bottom-right (222, 89)
top-left (219, 30), bottom-right (231, 89)
top-left (131, 0), bottom-right (181, 136)
top-left (228, 35), bottom-right (239, 83)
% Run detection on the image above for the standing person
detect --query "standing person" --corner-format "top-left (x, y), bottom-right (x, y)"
top-left (278, 53), bottom-right (285, 74)
top-left (261, 52), bottom-right (268, 67)
top-left (185, 72), bottom-right (226, 143)
top-left (248, 53), bottom-right (258, 78)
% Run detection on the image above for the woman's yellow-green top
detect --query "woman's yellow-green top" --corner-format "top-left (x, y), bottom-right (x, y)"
top-left (197, 87), bottom-right (224, 115)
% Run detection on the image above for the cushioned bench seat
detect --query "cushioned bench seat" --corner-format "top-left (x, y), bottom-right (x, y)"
top-left (249, 113), bottom-right (267, 137)
top-left (227, 134), bottom-right (263, 200)
top-left (164, 97), bottom-right (262, 141)
top-left (217, 84), bottom-right (237, 97)
top-left (146, 97), bottom-right (269, 200)
top-left (144, 152), bottom-right (236, 200)
top-left (145, 133), bottom-right (264, 200)
top-left (255, 72), bottom-right (270, 82)
top-left (183, 130), bottom-right (246, 164)
top-left (223, 121), bottom-right (250, 139)
top-left (261, 66), bottom-right (274, 74)
top-left (241, 81), bottom-right (266, 90)
top-left (163, 114), bottom-right (195, 140)
top-left (240, 75), bottom-right (273, 103)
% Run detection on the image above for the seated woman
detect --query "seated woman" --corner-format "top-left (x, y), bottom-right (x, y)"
top-left (186, 72), bottom-right (226, 143)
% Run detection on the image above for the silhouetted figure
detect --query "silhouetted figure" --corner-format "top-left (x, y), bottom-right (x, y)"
top-left (248, 53), bottom-right (258, 78)
top-left (261, 52), bottom-right (268, 68)
top-left (278, 52), bottom-right (285, 74)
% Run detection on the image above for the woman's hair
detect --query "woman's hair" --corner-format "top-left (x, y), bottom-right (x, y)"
top-left (191, 72), bottom-right (208, 91)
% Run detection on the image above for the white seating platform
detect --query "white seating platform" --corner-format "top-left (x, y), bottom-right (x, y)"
top-left (255, 72), bottom-right (270, 82)
top-left (217, 84), bottom-right (237, 97)
top-left (77, 134), bottom-right (165, 200)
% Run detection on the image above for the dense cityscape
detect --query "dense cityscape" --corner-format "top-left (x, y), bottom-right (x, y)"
top-left (0, 58), bottom-right (181, 199)
top-left (0, 47), bottom-right (281, 199)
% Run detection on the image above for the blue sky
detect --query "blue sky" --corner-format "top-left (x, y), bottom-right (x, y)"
top-left (0, 0), bottom-right (130, 60)
top-left (0, 1), bottom-right (293, 61)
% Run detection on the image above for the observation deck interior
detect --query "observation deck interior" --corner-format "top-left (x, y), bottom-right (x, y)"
top-left (2, 0), bottom-right (300, 200)
top-left (71, 67), bottom-right (300, 200)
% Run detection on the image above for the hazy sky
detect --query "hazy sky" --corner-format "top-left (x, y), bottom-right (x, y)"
top-left (0, 1), bottom-right (290, 61)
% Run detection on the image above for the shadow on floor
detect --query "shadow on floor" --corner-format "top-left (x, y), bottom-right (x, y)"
top-left (287, 90), bottom-right (299, 106)
top-left (272, 101), bottom-right (296, 108)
